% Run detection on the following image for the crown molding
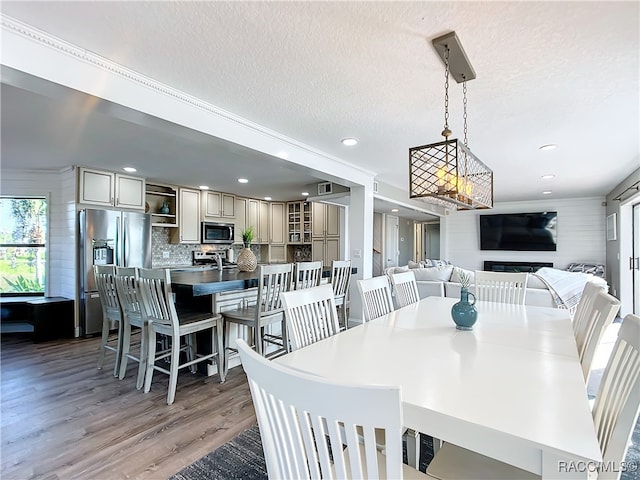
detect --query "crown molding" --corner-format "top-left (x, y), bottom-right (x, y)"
top-left (1, 14), bottom-right (377, 181)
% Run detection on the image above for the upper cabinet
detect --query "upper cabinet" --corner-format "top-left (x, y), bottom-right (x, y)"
top-left (78, 167), bottom-right (145, 210)
top-left (269, 202), bottom-right (286, 245)
top-left (170, 188), bottom-right (200, 244)
top-left (311, 202), bottom-right (340, 238)
top-left (287, 201), bottom-right (312, 243)
top-left (202, 191), bottom-right (235, 219)
top-left (145, 183), bottom-right (177, 227)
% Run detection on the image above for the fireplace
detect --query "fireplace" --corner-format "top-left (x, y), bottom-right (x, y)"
top-left (484, 261), bottom-right (553, 273)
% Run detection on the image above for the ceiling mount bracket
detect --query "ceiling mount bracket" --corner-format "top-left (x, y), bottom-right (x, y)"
top-left (432, 31), bottom-right (476, 84)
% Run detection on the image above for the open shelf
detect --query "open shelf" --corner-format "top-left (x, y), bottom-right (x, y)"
top-left (146, 183), bottom-right (178, 227)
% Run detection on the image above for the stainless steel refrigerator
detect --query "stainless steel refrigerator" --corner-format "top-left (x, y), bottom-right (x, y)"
top-left (79, 208), bottom-right (151, 336)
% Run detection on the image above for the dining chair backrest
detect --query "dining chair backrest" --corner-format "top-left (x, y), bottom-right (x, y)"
top-left (391, 271), bottom-right (420, 308)
top-left (572, 281), bottom-right (607, 337)
top-left (474, 271), bottom-right (528, 305)
top-left (331, 260), bottom-right (352, 299)
top-left (280, 284), bottom-right (340, 352)
top-left (114, 266), bottom-right (142, 322)
top-left (94, 264), bottom-right (120, 321)
top-left (256, 263), bottom-right (294, 319)
top-left (592, 313), bottom-right (640, 480)
top-left (236, 338), bottom-right (404, 479)
top-left (574, 287), bottom-right (620, 382)
top-left (137, 268), bottom-right (178, 333)
top-left (357, 276), bottom-right (394, 321)
top-left (294, 261), bottom-right (322, 290)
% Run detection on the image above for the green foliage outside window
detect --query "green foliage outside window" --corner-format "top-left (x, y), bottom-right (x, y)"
top-left (0, 198), bottom-right (47, 293)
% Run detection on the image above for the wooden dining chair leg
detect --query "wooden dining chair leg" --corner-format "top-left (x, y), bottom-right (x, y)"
top-left (254, 325), bottom-right (263, 356)
top-left (118, 320), bottom-right (132, 380)
top-left (144, 328), bottom-right (157, 393)
top-left (215, 318), bottom-right (226, 383)
top-left (167, 336), bottom-right (181, 405)
top-left (135, 325), bottom-right (147, 390)
top-left (186, 334), bottom-right (197, 374)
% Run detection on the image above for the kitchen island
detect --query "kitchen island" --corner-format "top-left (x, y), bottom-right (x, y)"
top-left (170, 266), bottom-right (353, 297)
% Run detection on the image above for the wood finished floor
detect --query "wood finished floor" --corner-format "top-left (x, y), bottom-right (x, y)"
top-left (1, 333), bottom-right (256, 480)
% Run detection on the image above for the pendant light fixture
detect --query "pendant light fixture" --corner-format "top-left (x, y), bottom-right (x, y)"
top-left (409, 32), bottom-right (493, 210)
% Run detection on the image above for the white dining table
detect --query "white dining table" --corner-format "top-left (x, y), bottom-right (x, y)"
top-left (275, 296), bottom-right (602, 479)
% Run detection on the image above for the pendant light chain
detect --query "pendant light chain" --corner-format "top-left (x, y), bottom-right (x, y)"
top-left (462, 78), bottom-right (468, 147)
top-left (442, 47), bottom-right (451, 139)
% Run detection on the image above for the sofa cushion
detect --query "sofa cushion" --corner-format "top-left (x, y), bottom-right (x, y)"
top-left (413, 265), bottom-right (454, 282)
top-left (408, 260), bottom-right (424, 269)
top-left (424, 259), bottom-right (452, 268)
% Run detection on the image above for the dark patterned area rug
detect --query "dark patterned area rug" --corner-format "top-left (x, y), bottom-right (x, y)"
top-left (172, 419), bottom-right (639, 480)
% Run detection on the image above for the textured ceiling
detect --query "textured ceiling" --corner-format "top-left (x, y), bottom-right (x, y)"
top-left (1, 1), bottom-right (638, 206)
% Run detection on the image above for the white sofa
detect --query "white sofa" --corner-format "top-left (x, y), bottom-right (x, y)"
top-left (385, 264), bottom-right (606, 309)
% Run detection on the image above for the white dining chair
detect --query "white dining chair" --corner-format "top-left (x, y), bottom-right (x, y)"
top-left (474, 271), bottom-right (528, 305)
top-left (94, 264), bottom-right (123, 376)
top-left (572, 281), bottom-right (608, 337)
top-left (113, 266), bottom-right (147, 389)
top-left (293, 261), bottom-right (323, 290)
top-left (426, 313), bottom-right (640, 480)
top-left (331, 259), bottom-right (352, 330)
top-left (391, 271), bottom-right (420, 309)
top-left (573, 287), bottom-right (620, 383)
top-left (235, 338), bottom-right (430, 479)
top-left (280, 284), bottom-right (340, 353)
top-left (357, 276), bottom-right (394, 322)
top-left (137, 268), bottom-right (224, 405)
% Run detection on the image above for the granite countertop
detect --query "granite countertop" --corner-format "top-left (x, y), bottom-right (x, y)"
top-left (170, 265), bottom-right (355, 296)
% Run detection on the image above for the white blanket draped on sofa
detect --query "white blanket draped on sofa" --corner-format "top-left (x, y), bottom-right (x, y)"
top-left (532, 267), bottom-right (594, 311)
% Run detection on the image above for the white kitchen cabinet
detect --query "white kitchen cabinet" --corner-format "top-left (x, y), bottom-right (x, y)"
top-left (258, 201), bottom-right (269, 244)
top-left (311, 202), bottom-right (341, 266)
top-left (269, 202), bottom-right (286, 244)
top-left (246, 199), bottom-right (260, 238)
top-left (171, 188), bottom-right (200, 244)
top-left (287, 201), bottom-right (312, 244)
top-left (234, 197), bottom-right (247, 244)
top-left (78, 167), bottom-right (145, 210)
top-left (203, 191), bottom-right (235, 219)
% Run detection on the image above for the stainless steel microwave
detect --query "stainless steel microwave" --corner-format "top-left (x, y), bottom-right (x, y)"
top-left (201, 222), bottom-right (234, 244)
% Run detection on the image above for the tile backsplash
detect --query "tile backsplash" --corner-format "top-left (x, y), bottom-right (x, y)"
top-left (151, 227), bottom-right (262, 266)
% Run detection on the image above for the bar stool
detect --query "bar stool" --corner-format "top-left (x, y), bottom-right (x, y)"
top-left (222, 263), bottom-right (293, 378)
top-left (94, 264), bottom-right (123, 376)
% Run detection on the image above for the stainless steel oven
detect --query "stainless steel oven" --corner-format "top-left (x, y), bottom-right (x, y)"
top-left (201, 222), bottom-right (234, 244)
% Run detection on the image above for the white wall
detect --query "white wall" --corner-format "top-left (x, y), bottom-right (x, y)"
top-left (441, 197), bottom-right (606, 272)
top-left (1, 168), bottom-right (76, 301)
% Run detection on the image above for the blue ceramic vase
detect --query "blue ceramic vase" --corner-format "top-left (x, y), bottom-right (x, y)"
top-left (451, 287), bottom-right (477, 330)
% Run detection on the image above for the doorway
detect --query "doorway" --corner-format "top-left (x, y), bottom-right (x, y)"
top-left (423, 223), bottom-right (440, 260)
top-left (384, 215), bottom-right (399, 269)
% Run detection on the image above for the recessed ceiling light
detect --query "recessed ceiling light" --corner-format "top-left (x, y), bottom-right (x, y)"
top-left (539, 144), bottom-right (557, 151)
top-left (199, 185), bottom-right (209, 190)
top-left (541, 175), bottom-right (555, 180)
top-left (237, 178), bottom-right (249, 184)
top-left (264, 196), bottom-right (272, 201)
top-left (301, 192), bottom-right (309, 197)
top-left (391, 208), bottom-right (399, 213)
top-left (341, 137), bottom-right (359, 146)
top-left (123, 167), bottom-right (137, 173)
top-left (542, 191), bottom-right (552, 195)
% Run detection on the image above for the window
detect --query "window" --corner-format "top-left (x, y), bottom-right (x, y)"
top-left (0, 197), bottom-right (47, 294)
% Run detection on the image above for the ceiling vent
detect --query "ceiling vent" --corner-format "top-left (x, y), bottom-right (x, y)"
top-left (317, 182), bottom-right (333, 195)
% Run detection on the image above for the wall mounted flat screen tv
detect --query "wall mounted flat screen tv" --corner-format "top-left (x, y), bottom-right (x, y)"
top-left (479, 212), bottom-right (558, 251)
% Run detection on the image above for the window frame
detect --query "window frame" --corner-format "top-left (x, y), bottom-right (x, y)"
top-left (0, 195), bottom-right (50, 297)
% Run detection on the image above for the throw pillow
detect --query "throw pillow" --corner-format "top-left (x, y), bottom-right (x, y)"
top-left (424, 259), bottom-right (452, 268)
top-left (413, 265), bottom-right (454, 282)
top-left (408, 260), bottom-right (423, 269)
